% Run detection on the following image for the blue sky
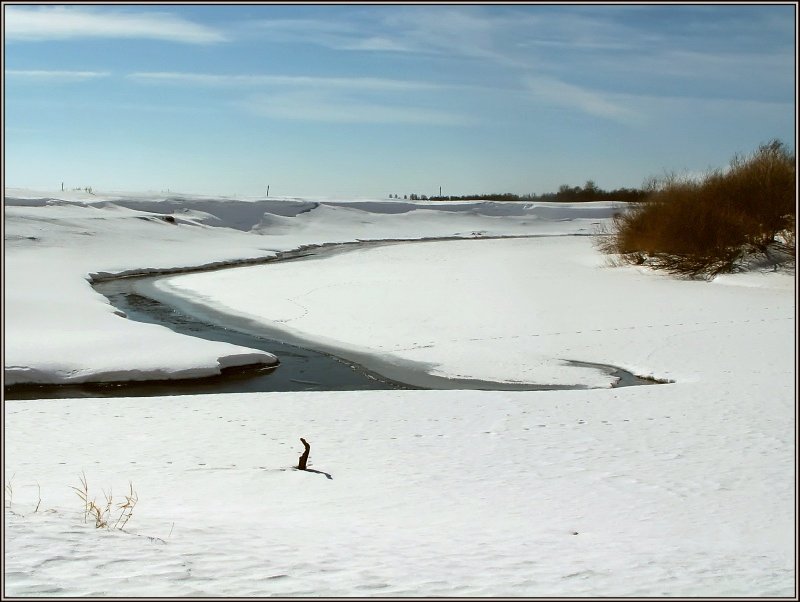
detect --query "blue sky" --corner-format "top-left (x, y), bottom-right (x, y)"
top-left (3, 3), bottom-right (796, 198)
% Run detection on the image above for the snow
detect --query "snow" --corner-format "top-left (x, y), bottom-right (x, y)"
top-left (147, 236), bottom-right (795, 388)
top-left (3, 187), bottom-right (796, 597)
top-left (4, 189), bottom-right (610, 385)
top-left (4, 201), bottom-right (280, 385)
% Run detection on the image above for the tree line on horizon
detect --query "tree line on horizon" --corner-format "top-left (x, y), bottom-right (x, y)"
top-left (394, 181), bottom-right (648, 203)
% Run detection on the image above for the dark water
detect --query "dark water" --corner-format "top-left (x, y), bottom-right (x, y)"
top-left (4, 239), bottom-right (667, 399)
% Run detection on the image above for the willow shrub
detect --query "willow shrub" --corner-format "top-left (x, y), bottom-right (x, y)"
top-left (600, 140), bottom-right (795, 278)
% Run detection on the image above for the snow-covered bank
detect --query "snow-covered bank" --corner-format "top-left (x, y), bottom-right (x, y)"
top-left (4, 202), bottom-right (280, 385)
top-left (151, 236), bottom-right (795, 388)
top-left (4, 190), bottom-right (614, 385)
top-left (5, 383), bottom-right (794, 597)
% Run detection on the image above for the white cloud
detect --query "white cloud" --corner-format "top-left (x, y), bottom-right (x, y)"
top-left (4, 6), bottom-right (225, 43)
top-left (5, 70), bottom-right (111, 82)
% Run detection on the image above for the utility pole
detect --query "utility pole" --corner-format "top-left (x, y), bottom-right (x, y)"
top-left (439, 186), bottom-right (442, 197)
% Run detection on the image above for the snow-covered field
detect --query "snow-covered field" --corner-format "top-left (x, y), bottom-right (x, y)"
top-left (3, 188), bottom-right (796, 597)
top-left (4, 189), bottom-right (608, 386)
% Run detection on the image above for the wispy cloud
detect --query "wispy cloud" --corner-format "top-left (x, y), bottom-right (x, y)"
top-left (623, 92), bottom-right (795, 115)
top-left (239, 92), bottom-right (469, 126)
top-left (247, 8), bottom-right (533, 68)
top-left (5, 69), bottom-right (111, 82)
top-left (379, 8), bottom-right (536, 68)
top-left (127, 71), bottom-right (448, 92)
top-left (525, 76), bottom-right (642, 124)
top-left (249, 17), bottom-right (412, 53)
top-left (4, 6), bottom-right (225, 43)
top-left (244, 18), bottom-right (392, 51)
top-left (243, 6), bottom-right (794, 106)
top-left (128, 70), bottom-right (469, 125)
top-left (599, 47), bottom-right (795, 84)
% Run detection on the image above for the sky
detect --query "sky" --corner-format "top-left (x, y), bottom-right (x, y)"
top-left (3, 3), bottom-right (797, 198)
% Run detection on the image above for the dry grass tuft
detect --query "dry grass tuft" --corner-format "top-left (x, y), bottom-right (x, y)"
top-left (5, 474), bottom-right (14, 506)
top-left (70, 471), bottom-right (138, 530)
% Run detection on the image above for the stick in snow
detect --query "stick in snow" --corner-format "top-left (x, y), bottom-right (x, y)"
top-left (298, 438), bottom-right (310, 470)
